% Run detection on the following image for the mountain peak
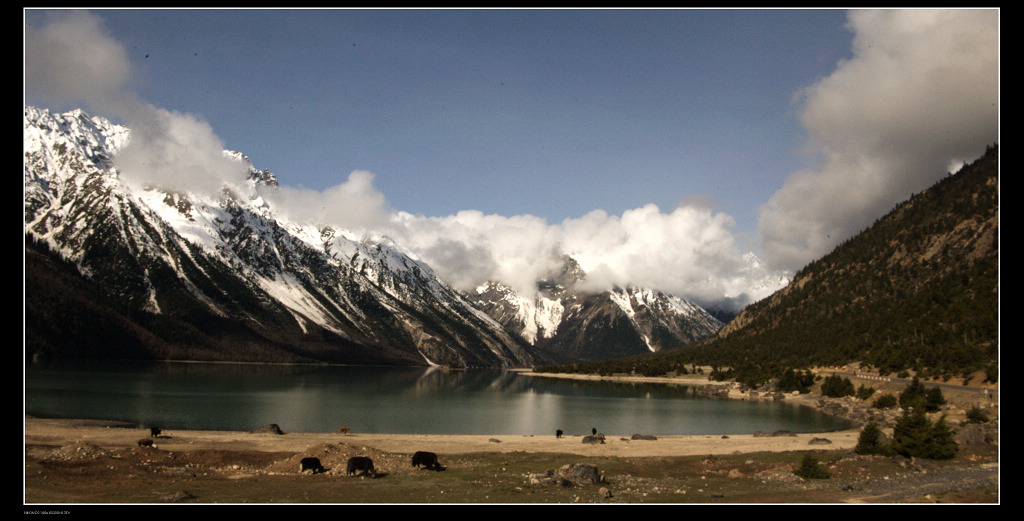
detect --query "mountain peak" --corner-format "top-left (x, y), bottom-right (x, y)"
top-left (24, 105), bottom-right (726, 368)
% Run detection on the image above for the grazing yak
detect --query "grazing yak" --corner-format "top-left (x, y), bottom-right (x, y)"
top-left (412, 451), bottom-right (441, 470)
top-left (338, 427), bottom-right (350, 435)
top-left (150, 426), bottom-right (162, 438)
top-left (556, 429), bottom-right (563, 438)
top-left (299, 457), bottom-right (324, 474)
top-left (346, 456), bottom-right (376, 477)
top-left (137, 438), bottom-right (155, 448)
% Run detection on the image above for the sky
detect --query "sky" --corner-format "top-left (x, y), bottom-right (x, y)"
top-left (24, 8), bottom-right (999, 309)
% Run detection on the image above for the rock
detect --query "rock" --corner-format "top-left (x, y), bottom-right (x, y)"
top-left (582, 434), bottom-right (605, 444)
top-left (954, 423), bottom-right (991, 446)
top-left (630, 434), bottom-right (657, 441)
top-left (530, 463), bottom-right (603, 487)
top-left (808, 437), bottom-right (833, 445)
top-left (599, 487), bottom-right (612, 498)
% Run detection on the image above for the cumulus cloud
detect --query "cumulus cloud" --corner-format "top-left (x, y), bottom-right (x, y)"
top-left (387, 210), bottom-right (564, 298)
top-left (25, 10), bottom-right (134, 111)
top-left (259, 171), bottom-right (391, 231)
top-left (23, 10), bottom-right (830, 310)
top-left (384, 201), bottom-right (760, 308)
top-left (25, 11), bottom-right (250, 196)
top-left (112, 105), bottom-right (251, 194)
top-left (758, 9), bottom-right (999, 272)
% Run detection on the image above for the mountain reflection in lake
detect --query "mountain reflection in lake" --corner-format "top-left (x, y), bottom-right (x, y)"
top-left (25, 361), bottom-right (850, 435)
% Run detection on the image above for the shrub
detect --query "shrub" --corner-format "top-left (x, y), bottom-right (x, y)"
top-left (777, 368), bottom-right (815, 393)
top-left (854, 421), bottom-right (892, 456)
top-left (899, 378), bottom-right (947, 412)
top-left (821, 374), bottom-right (855, 398)
top-left (855, 384), bottom-right (876, 401)
top-left (965, 406), bottom-right (989, 424)
top-left (794, 453), bottom-right (831, 479)
top-left (872, 393), bottom-right (898, 409)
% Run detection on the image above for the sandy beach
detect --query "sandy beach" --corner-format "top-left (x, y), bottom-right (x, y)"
top-left (24, 416), bottom-right (861, 458)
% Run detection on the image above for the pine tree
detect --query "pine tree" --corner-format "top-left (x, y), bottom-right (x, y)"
top-left (854, 421), bottom-right (891, 456)
top-left (925, 416), bottom-right (958, 460)
top-left (794, 453), bottom-right (831, 479)
top-left (892, 408), bottom-right (933, 458)
top-left (891, 408), bottom-right (958, 459)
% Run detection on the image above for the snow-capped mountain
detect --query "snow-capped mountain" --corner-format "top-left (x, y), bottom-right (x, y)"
top-left (466, 256), bottom-right (723, 363)
top-left (24, 106), bottom-right (726, 367)
top-left (24, 106), bottom-right (533, 368)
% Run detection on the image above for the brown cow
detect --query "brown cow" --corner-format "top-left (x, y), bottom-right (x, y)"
top-left (338, 427), bottom-right (350, 435)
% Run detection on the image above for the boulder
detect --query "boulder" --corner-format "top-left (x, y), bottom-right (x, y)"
top-left (530, 463), bottom-right (603, 486)
top-left (954, 423), bottom-right (992, 446)
top-left (630, 434), bottom-right (658, 441)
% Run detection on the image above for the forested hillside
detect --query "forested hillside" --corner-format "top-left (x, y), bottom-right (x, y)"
top-left (539, 145), bottom-right (999, 385)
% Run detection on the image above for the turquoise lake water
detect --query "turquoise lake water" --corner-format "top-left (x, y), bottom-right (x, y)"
top-left (24, 361), bottom-right (850, 435)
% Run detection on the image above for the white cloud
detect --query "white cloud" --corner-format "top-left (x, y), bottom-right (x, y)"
top-left (112, 105), bottom-right (250, 194)
top-left (21, 9), bottom-right (814, 310)
top-left (758, 9), bottom-right (999, 272)
top-left (25, 10), bottom-right (133, 110)
top-left (387, 210), bottom-right (563, 298)
top-left (26, 11), bottom-right (251, 197)
top-left (384, 201), bottom-right (762, 308)
top-left (260, 171), bottom-right (391, 231)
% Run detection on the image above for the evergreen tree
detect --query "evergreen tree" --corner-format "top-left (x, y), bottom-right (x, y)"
top-left (794, 453), bottom-right (831, 479)
top-left (892, 408), bottom-right (933, 458)
top-left (778, 368), bottom-right (814, 393)
top-left (821, 374), bottom-right (855, 398)
top-left (926, 416), bottom-right (958, 460)
top-left (854, 421), bottom-right (891, 456)
top-left (892, 408), bottom-right (958, 459)
top-left (924, 386), bottom-right (947, 412)
top-left (899, 377), bottom-right (927, 410)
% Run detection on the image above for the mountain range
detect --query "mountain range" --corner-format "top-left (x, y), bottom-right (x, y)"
top-left (24, 106), bottom-right (730, 367)
top-left (544, 144), bottom-right (999, 383)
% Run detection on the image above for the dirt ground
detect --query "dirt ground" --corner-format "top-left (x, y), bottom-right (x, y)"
top-left (24, 415), bottom-right (998, 505)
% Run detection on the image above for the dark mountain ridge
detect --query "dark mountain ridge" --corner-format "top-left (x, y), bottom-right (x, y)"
top-left (542, 145), bottom-right (999, 384)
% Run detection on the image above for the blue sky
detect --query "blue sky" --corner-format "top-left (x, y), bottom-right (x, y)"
top-left (25, 8), bottom-right (999, 308)
top-left (25, 8), bottom-right (852, 236)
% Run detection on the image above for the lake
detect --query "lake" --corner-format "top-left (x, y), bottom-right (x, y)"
top-left (24, 361), bottom-right (851, 435)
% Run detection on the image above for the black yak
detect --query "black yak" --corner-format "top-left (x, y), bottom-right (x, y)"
top-left (346, 456), bottom-right (376, 477)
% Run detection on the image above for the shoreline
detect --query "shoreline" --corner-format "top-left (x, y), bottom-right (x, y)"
top-left (25, 370), bottom-right (862, 458)
top-left (24, 416), bottom-right (862, 458)
top-left (26, 367), bottom-right (995, 459)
